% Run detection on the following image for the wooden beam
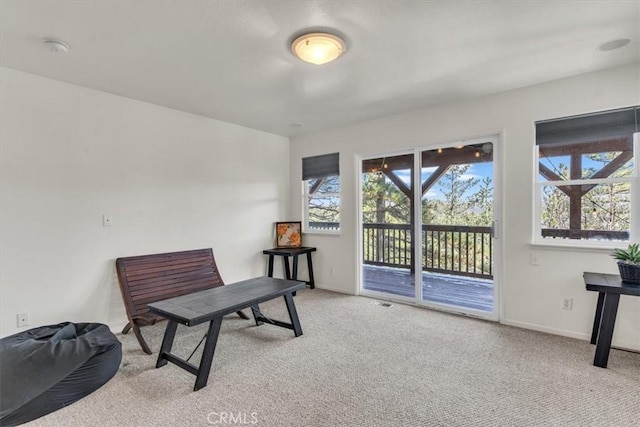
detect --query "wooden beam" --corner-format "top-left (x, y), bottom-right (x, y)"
top-left (383, 170), bottom-right (412, 198)
top-left (361, 146), bottom-right (492, 174)
top-left (538, 137), bottom-right (632, 157)
top-left (422, 146), bottom-right (492, 168)
top-left (308, 177), bottom-right (325, 195)
top-left (538, 163), bottom-right (571, 195)
top-left (580, 151), bottom-right (634, 195)
top-left (421, 165), bottom-right (449, 195)
top-left (362, 154), bottom-right (413, 173)
top-left (569, 153), bottom-right (582, 232)
top-left (538, 163), bottom-right (565, 182)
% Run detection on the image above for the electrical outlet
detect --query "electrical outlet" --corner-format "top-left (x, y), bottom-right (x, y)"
top-left (562, 298), bottom-right (573, 310)
top-left (17, 312), bottom-right (30, 327)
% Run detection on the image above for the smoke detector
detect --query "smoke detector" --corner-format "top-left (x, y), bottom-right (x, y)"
top-left (43, 38), bottom-right (70, 54)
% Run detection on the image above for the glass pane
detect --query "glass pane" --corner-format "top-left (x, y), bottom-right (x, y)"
top-left (537, 155), bottom-right (570, 181)
top-left (308, 195), bottom-right (339, 230)
top-left (361, 153), bottom-right (415, 298)
top-left (421, 143), bottom-right (494, 313)
top-left (422, 163), bottom-right (494, 226)
top-left (421, 166), bottom-right (438, 183)
top-left (540, 183), bottom-right (630, 241)
top-left (361, 173), bottom-right (411, 224)
top-left (308, 175), bottom-right (340, 195)
top-left (582, 152), bottom-right (634, 179)
top-left (539, 136), bottom-right (634, 182)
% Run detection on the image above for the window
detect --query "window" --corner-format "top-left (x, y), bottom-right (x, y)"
top-left (302, 153), bottom-right (340, 232)
top-left (534, 106), bottom-right (639, 245)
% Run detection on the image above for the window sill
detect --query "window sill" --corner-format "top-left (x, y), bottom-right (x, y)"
top-left (304, 229), bottom-right (341, 236)
top-left (529, 240), bottom-right (625, 253)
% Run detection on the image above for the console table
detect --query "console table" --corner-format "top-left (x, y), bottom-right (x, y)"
top-left (263, 247), bottom-right (316, 289)
top-left (583, 271), bottom-right (640, 368)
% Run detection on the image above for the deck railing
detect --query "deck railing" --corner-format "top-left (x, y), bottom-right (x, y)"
top-left (363, 223), bottom-right (494, 279)
top-left (308, 221), bottom-right (340, 231)
top-left (541, 229), bottom-right (629, 240)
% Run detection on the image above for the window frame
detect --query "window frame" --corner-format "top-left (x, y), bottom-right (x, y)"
top-left (303, 175), bottom-right (341, 235)
top-left (533, 130), bottom-right (638, 248)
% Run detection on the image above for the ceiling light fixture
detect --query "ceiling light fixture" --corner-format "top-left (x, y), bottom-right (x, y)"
top-left (291, 32), bottom-right (345, 65)
top-left (43, 38), bottom-right (70, 54)
top-left (597, 38), bottom-right (631, 52)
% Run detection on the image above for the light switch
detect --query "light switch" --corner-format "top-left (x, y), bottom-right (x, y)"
top-left (530, 253), bottom-right (540, 266)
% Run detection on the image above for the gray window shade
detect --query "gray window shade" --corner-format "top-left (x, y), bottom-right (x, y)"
top-left (536, 106), bottom-right (639, 146)
top-left (302, 152), bottom-right (340, 180)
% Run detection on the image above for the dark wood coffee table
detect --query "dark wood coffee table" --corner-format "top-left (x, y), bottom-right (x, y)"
top-left (148, 276), bottom-right (306, 391)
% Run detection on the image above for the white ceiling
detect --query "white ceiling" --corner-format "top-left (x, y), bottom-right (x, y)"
top-left (1, 1), bottom-right (638, 137)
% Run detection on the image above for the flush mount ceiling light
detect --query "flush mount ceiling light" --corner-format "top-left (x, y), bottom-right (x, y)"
top-left (597, 38), bottom-right (631, 52)
top-left (43, 38), bottom-right (70, 54)
top-left (291, 32), bottom-right (345, 65)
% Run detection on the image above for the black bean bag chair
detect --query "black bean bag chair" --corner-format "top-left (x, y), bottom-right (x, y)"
top-left (0, 322), bottom-right (121, 426)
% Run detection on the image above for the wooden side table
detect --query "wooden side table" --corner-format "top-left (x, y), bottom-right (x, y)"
top-left (583, 272), bottom-right (640, 368)
top-left (263, 247), bottom-right (316, 289)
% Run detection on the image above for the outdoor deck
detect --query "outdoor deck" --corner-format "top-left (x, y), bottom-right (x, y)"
top-left (363, 265), bottom-right (494, 312)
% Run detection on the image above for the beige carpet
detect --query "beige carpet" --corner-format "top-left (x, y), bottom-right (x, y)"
top-left (28, 289), bottom-right (640, 426)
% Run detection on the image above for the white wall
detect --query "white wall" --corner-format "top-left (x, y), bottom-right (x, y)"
top-left (290, 63), bottom-right (640, 351)
top-left (0, 67), bottom-right (290, 337)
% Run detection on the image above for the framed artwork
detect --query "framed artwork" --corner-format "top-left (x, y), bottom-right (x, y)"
top-left (276, 222), bottom-right (302, 248)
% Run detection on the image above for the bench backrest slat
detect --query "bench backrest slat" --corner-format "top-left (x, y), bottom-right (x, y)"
top-left (116, 248), bottom-right (224, 320)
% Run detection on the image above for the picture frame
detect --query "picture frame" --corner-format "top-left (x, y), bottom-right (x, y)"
top-left (275, 222), bottom-right (302, 248)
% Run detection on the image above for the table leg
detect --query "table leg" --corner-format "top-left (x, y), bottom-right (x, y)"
top-left (156, 319), bottom-right (178, 368)
top-left (590, 292), bottom-right (605, 345)
top-left (306, 252), bottom-right (315, 289)
top-left (292, 255), bottom-right (299, 280)
top-left (251, 305), bottom-right (263, 326)
top-left (283, 256), bottom-right (291, 280)
top-left (194, 317), bottom-right (223, 391)
top-left (593, 293), bottom-right (620, 368)
top-left (284, 292), bottom-right (303, 337)
top-left (291, 255), bottom-right (300, 296)
top-left (267, 255), bottom-right (274, 277)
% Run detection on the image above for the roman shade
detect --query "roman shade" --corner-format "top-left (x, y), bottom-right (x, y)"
top-left (536, 106), bottom-right (639, 146)
top-left (302, 152), bottom-right (340, 181)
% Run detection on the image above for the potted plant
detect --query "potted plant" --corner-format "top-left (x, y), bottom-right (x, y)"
top-left (612, 243), bottom-right (640, 284)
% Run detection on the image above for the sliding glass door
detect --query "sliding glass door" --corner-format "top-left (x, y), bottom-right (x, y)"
top-left (360, 138), bottom-right (499, 319)
top-left (361, 153), bottom-right (415, 300)
top-left (420, 142), bottom-right (495, 314)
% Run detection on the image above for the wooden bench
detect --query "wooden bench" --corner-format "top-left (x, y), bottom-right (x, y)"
top-left (115, 248), bottom-right (248, 354)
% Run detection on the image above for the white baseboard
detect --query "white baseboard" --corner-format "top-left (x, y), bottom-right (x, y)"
top-left (501, 318), bottom-right (640, 352)
top-left (313, 283), bottom-right (356, 295)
